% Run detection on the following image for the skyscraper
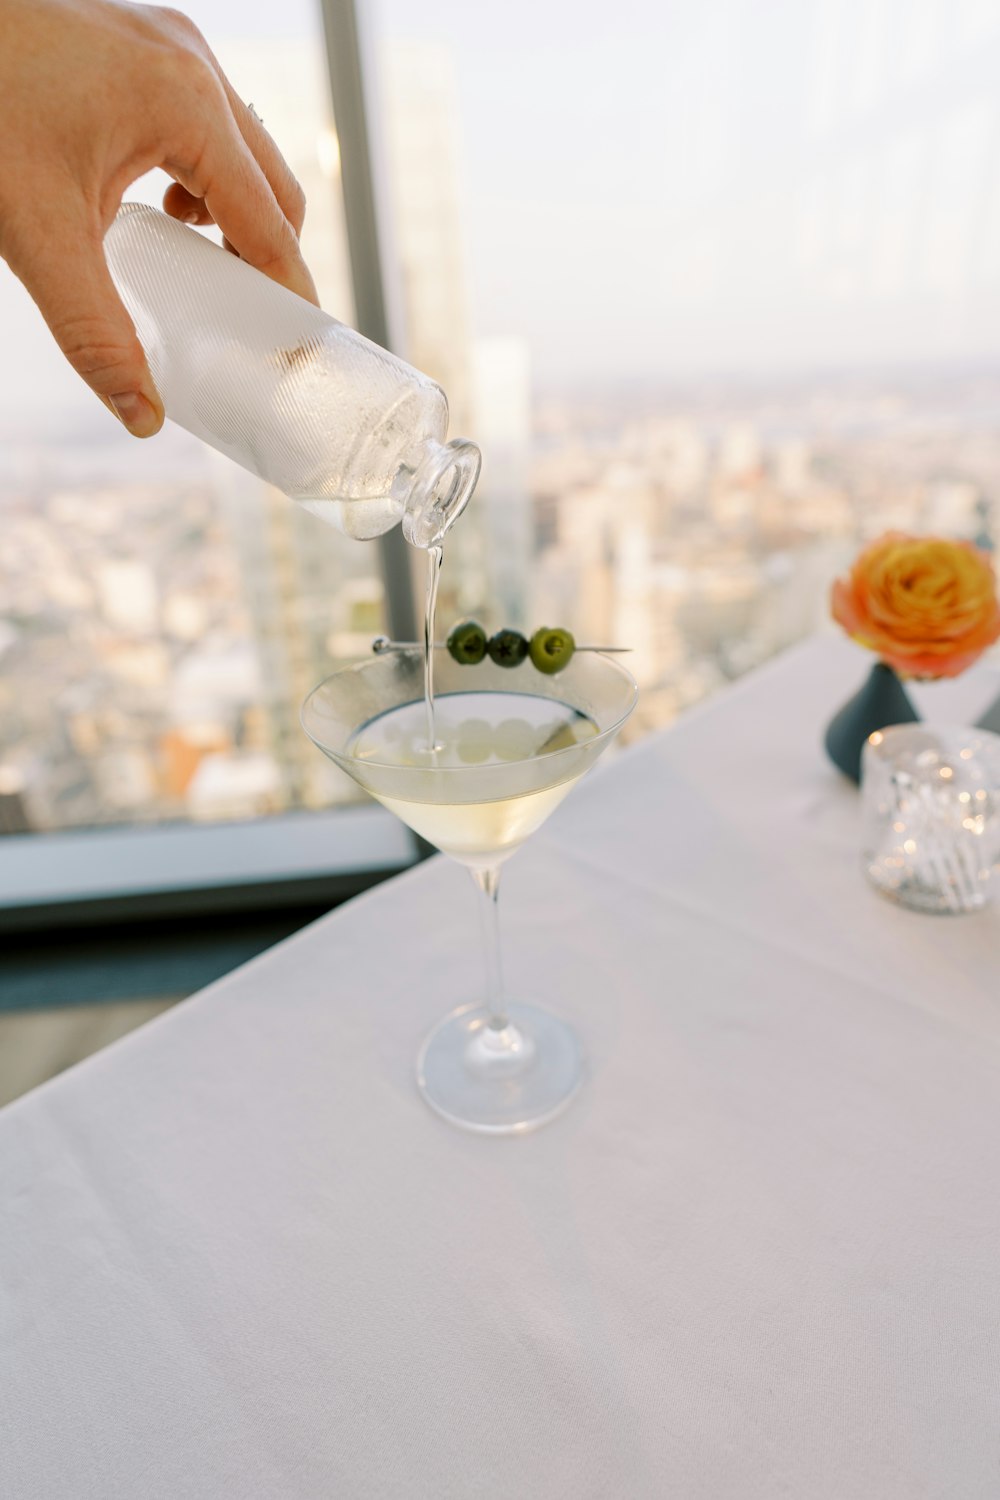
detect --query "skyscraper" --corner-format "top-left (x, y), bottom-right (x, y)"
top-left (471, 337), bottom-right (532, 627)
top-left (380, 40), bottom-right (491, 626)
top-left (189, 36), bottom-right (386, 813)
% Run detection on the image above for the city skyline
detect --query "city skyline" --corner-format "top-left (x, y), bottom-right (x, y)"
top-left (4, 360), bottom-right (998, 831)
top-left (4, 3), bottom-right (1000, 836)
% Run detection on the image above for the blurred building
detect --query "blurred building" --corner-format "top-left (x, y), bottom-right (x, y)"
top-left (471, 337), bottom-right (532, 627)
top-left (0, 767), bottom-right (31, 834)
top-left (381, 39), bottom-right (487, 624)
top-left (201, 39), bottom-right (385, 813)
top-left (380, 41), bottom-right (474, 435)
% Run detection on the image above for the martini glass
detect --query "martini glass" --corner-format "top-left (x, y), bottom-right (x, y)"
top-left (301, 648), bottom-right (637, 1133)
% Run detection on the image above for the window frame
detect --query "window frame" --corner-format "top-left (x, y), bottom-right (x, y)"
top-left (0, 806), bottom-right (415, 934)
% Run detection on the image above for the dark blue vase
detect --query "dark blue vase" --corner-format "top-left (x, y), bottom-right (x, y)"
top-left (976, 692), bottom-right (1000, 734)
top-left (824, 661), bottom-right (920, 784)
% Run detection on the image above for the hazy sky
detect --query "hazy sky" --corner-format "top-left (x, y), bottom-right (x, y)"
top-left (3, 0), bottom-right (1000, 426)
top-left (379, 0), bottom-right (1000, 382)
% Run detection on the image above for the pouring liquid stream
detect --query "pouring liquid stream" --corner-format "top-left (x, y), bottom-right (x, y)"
top-left (422, 544), bottom-right (444, 754)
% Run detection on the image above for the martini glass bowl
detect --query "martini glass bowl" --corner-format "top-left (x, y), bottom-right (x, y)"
top-left (302, 648), bottom-right (637, 1133)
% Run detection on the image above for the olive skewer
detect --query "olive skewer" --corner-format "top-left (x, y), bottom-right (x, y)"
top-left (371, 623), bottom-right (630, 677)
top-left (371, 637), bottom-right (630, 654)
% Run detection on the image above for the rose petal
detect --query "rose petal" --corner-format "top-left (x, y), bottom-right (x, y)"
top-left (830, 533), bottom-right (1000, 678)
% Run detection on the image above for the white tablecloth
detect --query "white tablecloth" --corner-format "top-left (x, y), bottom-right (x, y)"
top-left (2, 637), bottom-right (999, 1499)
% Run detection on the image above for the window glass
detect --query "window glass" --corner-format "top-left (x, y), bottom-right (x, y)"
top-left (0, 2), bottom-right (383, 833)
top-left (374, 0), bottom-right (1000, 739)
top-left (5, 0), bottom-right (999, 844)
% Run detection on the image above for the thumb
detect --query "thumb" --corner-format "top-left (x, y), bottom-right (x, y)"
top-left (15, 218), bottom-right (164, 437)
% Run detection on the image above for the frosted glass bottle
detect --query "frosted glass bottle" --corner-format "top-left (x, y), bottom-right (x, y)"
top-left (103, 204), bottom-right (480, 547)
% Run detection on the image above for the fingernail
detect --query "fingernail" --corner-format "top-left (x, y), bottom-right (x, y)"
top-left (109, 392), bottom-right (160, 437)
top-left (183, 212), bottom-right (199, 225)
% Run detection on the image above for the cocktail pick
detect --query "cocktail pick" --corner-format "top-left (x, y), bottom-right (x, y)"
top-left (374, 623), bottom-right (631, 675)
top-left (371, 637), bottom-right (631, 654)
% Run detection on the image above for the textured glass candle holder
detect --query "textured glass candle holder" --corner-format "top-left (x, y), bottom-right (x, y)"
top-left (862, 725), bottom-right (1000, 914)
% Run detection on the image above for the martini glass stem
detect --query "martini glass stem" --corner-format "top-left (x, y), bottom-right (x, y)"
top-left (471, 864), bottom-right (507, 1029)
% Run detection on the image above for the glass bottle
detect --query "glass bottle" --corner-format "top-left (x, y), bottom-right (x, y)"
top-left (103, 203), bottom-right (480, 547)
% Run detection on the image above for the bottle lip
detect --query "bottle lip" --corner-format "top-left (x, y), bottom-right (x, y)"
top-left (402, 438), bottom-right (482, 548)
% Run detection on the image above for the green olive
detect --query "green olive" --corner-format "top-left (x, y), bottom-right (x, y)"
top-left (529, 626), bottom-right (576, 674)
top-left (446, 619), bottom-right (488, 665)
top-left (487, 629), bottom-right (529, 667)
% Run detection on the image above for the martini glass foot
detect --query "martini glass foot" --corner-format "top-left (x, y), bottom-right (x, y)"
top-left (416, 1002), bottom-right (583, 1134)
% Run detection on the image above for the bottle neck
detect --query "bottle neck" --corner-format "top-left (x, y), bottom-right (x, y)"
top-left (398, 437), bottom-right (482, 548)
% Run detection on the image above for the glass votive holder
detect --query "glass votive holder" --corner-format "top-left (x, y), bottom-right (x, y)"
top-left (861, 725), bottom-right (1000, 914)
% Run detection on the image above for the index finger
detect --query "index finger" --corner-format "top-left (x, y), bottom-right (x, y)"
top-left (162, 93), bottom-right (308, 242)
top-left (224, 92), bottom-right (307, 237)
top-left (165, 100), bottom-right (318, 304)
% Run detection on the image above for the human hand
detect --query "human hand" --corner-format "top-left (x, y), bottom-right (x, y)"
top-left (0, 0), bottom-right (318, 436)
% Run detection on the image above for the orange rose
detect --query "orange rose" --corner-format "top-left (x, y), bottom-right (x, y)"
top-left (831, 532), bottom-right (1000, 679)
